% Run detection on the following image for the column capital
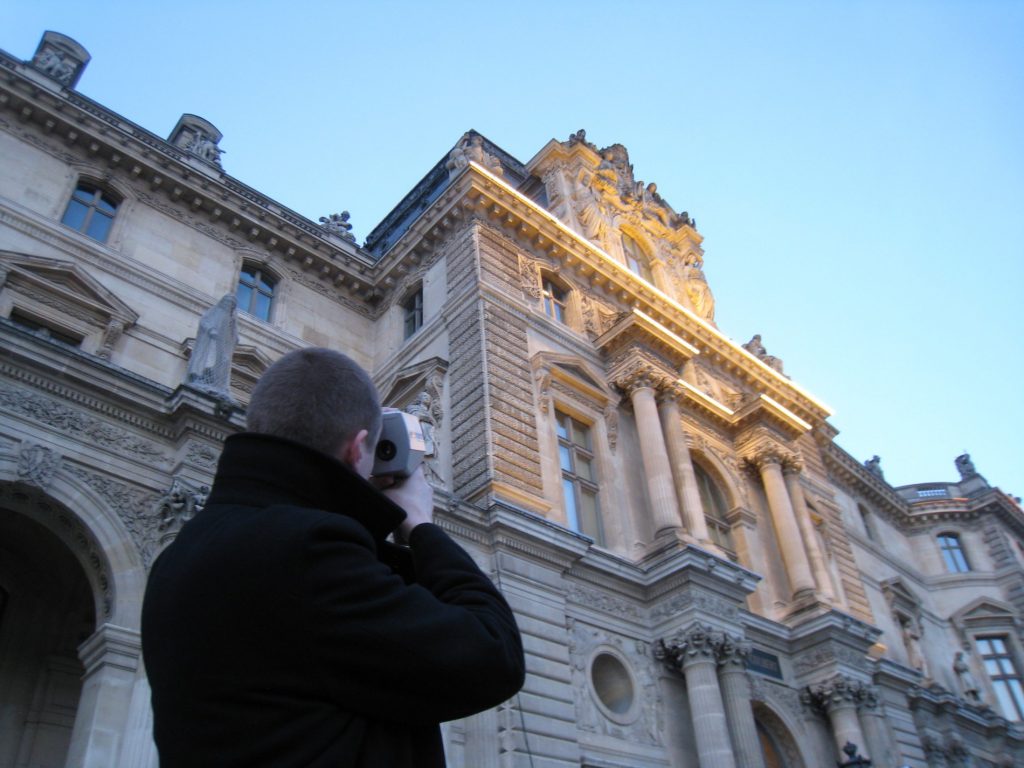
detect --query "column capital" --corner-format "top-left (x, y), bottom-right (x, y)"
top-left (655, 622), bottom-right (722, 671)
top-left (607, 347), bottom-right (676, 397)
top-left (804, 674), bottom-right (869, 714)
top-left (715, 632), bottom-right (752, 669)
top-left (782, 455), bottom-right (805, 476)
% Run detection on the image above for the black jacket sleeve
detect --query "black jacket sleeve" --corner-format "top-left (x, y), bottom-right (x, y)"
top-left (297, 519), bottom-right (525, 724)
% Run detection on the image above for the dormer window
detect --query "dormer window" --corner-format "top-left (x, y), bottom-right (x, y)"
top-left (622, 233), bottom-right (652, 282)
top-left (61, 183), bottom-right (119, 243)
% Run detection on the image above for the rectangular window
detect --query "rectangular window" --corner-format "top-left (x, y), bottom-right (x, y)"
top-left (556, 410), bottom-right (603, 545)
top-left (9, 310), bottom-right (82, 347)
top-left (542, 279), bottom-right (567, 324)
top-left (978, 636), bottom-right (1024, 720)
top-left (403, 288), bottom-right (423, 339)
top-left (938, 533), bottom-right (971, 573)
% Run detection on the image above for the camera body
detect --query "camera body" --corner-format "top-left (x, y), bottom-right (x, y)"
top-left (373, 411), bottom-right (426, 479)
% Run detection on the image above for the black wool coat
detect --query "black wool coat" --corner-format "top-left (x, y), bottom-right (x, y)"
top-left (142, 433), bottom-right (525, 767)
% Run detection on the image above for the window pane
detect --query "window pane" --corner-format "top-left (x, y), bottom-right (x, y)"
top-left (994, 682), bottom-right (1019, 720)
top-left (571, 422), bottom-right (588, 448)
top-left (562, 479), bottom-right (579, 531)
top-left (558, 445), bottom-right (572, 472)
top-left (556, 418), bottom-right (568, 440)
top-left (61, 199), bottom-right (89, 230)
top-left (977, 638), bottom-right (993, 654)
top-left (576, 456), bottom-right (594, 481)
top-left (236, 283), bottom-right (253, 312)
top-left (253, 291), bottom-right (272, 321)
top-left (97, 195), bottom-right (117, 213)
top-left (239, 268), bottom-right (257, 288)
top-left (579, 488), bottom-right (602, 544)
top-left (990, 638), bottom-right (1007, 653)
top-left (86, 212), bottom-right (113, 242)
top-left (985, 659), bottom-right (1002, 675)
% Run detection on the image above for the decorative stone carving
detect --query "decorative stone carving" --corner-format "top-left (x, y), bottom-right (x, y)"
top-left (517, 254), bottom-right (542, 300)
top-left (186, 294), bottom-right (239, 400)
top-left (446, 132), bottom-right (503, 177)
top-left (156, 478), bottom-right (208, 543)
top-left (650, 591), bottom-right (739, 622)
top-left (319, 211), bottom-right (356, 242)
top-left (805, 674), bottom-right (867, 713)
top-left (655, 622), bottom-right (722, 670)
top-left (604, 405), bottom-right (618, 453)
top-left (0, 383), bottom-right (169, 466)
top-left (405, 387), bottom-right (444, 486)
top-left (29, 32), bottom-right (89, 87)
top-left (97, 320), bottom-right (124, 360)
top-left (17, 442), bottom-right (59, 489)
top-left (185, 440), bottom-right (220, 469)
top-left (665, 253), bottom-right (716, 323)
top-left (567, 585), bottom-right (642, 619)
top-left (65, 465), bottom-right (162, 566)
top-left (716, 632), bottom-right (752, 668)
top-left (742, 334), bottom-right (785, 374)
top-left (169, 114), bottom-right (225, 168)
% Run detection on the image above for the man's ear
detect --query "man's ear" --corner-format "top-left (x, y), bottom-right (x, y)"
top-left (339, 428), bottom-right (370, 468)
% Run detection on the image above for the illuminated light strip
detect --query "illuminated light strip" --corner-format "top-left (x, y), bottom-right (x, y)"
top-left (631, 308), bottom-right (700, 356)
top-left (461, 162), bottom-right (833, 415)
top-left (760, 394), bottom-right (813, 432)
top-left (676, 379), bottom-right (735, 417)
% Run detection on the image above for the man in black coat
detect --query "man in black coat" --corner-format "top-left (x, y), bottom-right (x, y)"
top-left (142, 348), bottom-right (525, 767)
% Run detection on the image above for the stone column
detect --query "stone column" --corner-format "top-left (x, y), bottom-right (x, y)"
top-left (752, 452), bottom-right (815, 600)
top-left (807, 675), bottom-right (870, 760)
top-left (658, 393), bottom-right (711, 543)
top-left (623, 376), bottom-right (683, 537)
top-left (782, 461), bottom-right (833, 601)
top-left (66, 624), bottom-right (142, 768)
top-left (716, 635), bottom-right (766, 768)
top-left (857, 686), bottom-right (891, 765)
top-left (656, 624), bottom-right (737, 768)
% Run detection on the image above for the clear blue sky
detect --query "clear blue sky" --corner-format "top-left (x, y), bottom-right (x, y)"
top-left (6, 1), bottom-right (1023, 495)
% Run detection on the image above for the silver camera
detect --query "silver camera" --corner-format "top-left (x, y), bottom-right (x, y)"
top-left (373, 411), bottom-right (426, 479)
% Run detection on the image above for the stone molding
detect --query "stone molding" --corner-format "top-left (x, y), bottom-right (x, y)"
top-left (77, 623), bottom-right (141, 676)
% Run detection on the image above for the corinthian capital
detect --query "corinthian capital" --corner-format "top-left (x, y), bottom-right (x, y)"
top-left (782, 454), bottom-right (805, 476)
top-left (715, 632), bottom-right (752, 668)
top-left (655, 622), bottom-right (723, 671)
top-left (805, 674), bottom-right (867, 713)
top-left (607, 347), bottom-right (676, 397)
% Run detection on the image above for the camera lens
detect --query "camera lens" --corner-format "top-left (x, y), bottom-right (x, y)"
top-left (376, 440), bottom-right (397, 461)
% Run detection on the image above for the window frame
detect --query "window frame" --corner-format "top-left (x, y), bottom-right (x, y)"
top-left (402, 286), bottom-right (424, 339)
top-left (555, 409), bottom-right (604, 545)
top-left (236, 263), bottom-right (277, 322)
top-left (541, 277), bottom-right (568, 324)
top-left (938, 532), bottom-right (971, 574)
top-left (621, 232), bottom-right (653, 283)
top-left (692, 459), bottom-right (735, 558)
top-left (976, 635), bottom-right (1024, 720)
top-left (61, 182), bottom-right (120, 243)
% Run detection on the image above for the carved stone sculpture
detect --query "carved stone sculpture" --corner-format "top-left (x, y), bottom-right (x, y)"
top-left (679, 257), bottom-right (715, 323)
top-left (742, 333), bottom-right (784, 374)
top-left (863, 455), bottom-right (884, 480)
top-left (186, 294), bottom-right (238, 398)
top-left (319, 211), bottom-right (356, 242)
top-left (33, 47), bottom-right (75, 84)
top-left (185, 131), bottom-right (224, 165)
top-left (156, 479), bottom-right (209, 542)
top-left (405, 389), bottom-right (444, 486)
top-left (953, 651), bottom-right (981, 702)
top-left (446, 133), bottom-right (503, 177)
top-left (955, 453), bottom-right (978, 480)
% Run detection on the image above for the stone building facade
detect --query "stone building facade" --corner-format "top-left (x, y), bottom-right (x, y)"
top-left (1, 31), bottom-right (1022, 768)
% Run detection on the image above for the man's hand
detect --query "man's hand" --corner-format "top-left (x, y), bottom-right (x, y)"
top-left (380, 466), bottom-right (434, 539)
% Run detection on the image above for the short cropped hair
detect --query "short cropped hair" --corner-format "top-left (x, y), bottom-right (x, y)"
top-left (246, 348), bottom-right (381, 457)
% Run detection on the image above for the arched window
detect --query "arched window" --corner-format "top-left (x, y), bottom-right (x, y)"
top-left (61, 183), bottom-right (119, 242)
top-left (236, 264), bottom-right (276, 322)
top-left (694, 461), bottom-right (734, 556)
top-left (621, 232), bottom-right (652, 282)
top-left (541, 275), bottom-right (569, 324)
top-left (938, 532), bottom-right (971, 573)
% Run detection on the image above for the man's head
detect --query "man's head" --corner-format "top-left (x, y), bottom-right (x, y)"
top-left (247, 348), bottom-right (381, 476)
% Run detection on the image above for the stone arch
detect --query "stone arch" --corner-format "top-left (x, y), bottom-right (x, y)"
top-left (0, 468), bottom-right (146, 631)
top-left (751, 699), bottom-right (810, 768)
top-left (689, 446), bottom-right (743, 510)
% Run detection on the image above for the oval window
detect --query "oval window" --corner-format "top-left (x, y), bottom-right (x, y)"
top-left (591, 652), bottom-right (634, 716)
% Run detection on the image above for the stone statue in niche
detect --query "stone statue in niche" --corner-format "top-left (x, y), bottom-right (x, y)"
top-left (863, 455), bottom-right (884, 480)
top-left (899, 616), bottom-right (929, 677)
top-left (953, 651), bottom-right (982, 702)
top-left (186, 294), bottom-right (239, 398)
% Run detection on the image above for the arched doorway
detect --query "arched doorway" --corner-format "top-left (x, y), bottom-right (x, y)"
top-left (753, 701), bottom-right (807, 768)
top-left (0, 503), bottom-right (96, 767)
